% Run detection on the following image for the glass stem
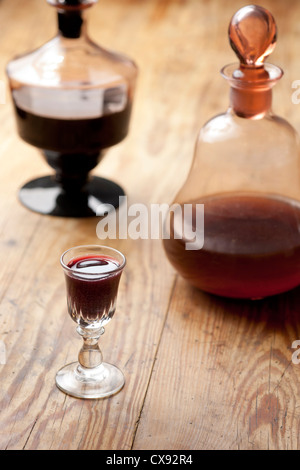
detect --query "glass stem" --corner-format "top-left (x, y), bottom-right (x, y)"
top-left (77, 326), bottom-right (105, 370)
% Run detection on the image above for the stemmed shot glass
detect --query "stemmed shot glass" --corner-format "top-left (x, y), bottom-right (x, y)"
top-left (56, 245), bottom-right (126, 399)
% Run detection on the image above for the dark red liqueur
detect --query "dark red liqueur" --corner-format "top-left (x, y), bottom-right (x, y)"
top-left (163, 193), bottom-right (300, 299)
top-left (65, 254), bottom-right (122, 324)
top-left (13, 101), bottom-right (132, 154)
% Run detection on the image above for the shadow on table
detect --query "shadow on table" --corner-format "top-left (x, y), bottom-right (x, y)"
top-left (186, 281), bottom-right (300, 336)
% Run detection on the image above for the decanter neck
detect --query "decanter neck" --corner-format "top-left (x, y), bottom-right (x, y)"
top-left (221, 63), bottom-right (282, 119)
top-left (57, 9), bottom-right (87, 38)
top-left (229, 85), bottom-right (272, 119)
top-left (50, 0), bottom-right (96, 39)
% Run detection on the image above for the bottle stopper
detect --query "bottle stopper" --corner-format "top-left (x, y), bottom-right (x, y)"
top-left (228, 5), bottom-right (277, 69)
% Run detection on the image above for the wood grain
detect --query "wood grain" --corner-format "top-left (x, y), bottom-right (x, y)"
top-left (133, 280), bottom-right (300, 450)
top-left (0, 0), bottom-right (300, 450)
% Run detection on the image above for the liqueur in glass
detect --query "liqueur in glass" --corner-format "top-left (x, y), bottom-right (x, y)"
top-left (56, 244), bottom-right (126, 399)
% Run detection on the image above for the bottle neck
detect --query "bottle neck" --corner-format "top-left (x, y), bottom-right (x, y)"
top-left (221, 64), bottom-right (281, 119)
top-left (57, 10), bottom-right (87, 38)
top-left (229, 86), bottom-right (272, 119)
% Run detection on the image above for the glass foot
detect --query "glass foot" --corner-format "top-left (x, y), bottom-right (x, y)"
top-left (18, 175), bottom-right (125, 217)
top-left (55, 361), bottom-right (125, 399)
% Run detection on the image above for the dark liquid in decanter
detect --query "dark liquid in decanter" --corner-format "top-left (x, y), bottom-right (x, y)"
top-left (12, 92), bottom-right (132, 153)
top-left (163, 193), bottom-right (300, 299)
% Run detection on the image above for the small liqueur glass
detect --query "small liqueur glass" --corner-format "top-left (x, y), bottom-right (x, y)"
top-left (56, 244), bottom-right (126, 399)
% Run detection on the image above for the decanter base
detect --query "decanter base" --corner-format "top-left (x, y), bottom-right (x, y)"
top-left (18, 175), bottom-right (125, 217)
top-left (56, 361), bottom-right (125, 399)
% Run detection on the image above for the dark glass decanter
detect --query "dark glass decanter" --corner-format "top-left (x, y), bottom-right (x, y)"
top-left (6, 0), bottom-right (138, 217)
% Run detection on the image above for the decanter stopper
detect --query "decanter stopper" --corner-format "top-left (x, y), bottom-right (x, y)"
top-left (228, 5), bottom-right (277, 68)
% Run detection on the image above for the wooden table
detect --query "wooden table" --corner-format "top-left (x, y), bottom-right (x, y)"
top-left (1, 0), bottom-right (300, 451)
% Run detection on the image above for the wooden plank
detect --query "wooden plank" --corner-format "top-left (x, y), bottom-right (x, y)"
top-left (0, 0), bottom-right (178, 450)
top-left (130, 0), bottom-right (300, 451)
top-left (133, 279), bottom-right (300, 450)
top-left (0, 0), bottom-right (300, 451)
top-left (0, 233), bottom-right (175, 449)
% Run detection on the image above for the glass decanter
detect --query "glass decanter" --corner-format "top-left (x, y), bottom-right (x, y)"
top-left (6, 0), bottom-right (138, 217)
top-left (163, 5), bottom-right (300, 300)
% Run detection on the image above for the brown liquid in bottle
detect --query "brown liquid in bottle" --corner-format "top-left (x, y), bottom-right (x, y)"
top-left (163, 193), bottom-right (300, 299)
